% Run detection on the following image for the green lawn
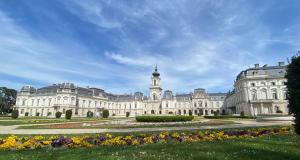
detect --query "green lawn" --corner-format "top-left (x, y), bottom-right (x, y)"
top-left (0, 118), bottom-right (118, 126)
top-left (16, 120), bottom-right (236, 129)
top-left (0, 134), bottom-right (299, 160)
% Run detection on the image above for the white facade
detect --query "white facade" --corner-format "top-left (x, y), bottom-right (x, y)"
top-left (14, 67), bottom-right (226, 117)
top-left (223, 62), bottom-right (289, 116)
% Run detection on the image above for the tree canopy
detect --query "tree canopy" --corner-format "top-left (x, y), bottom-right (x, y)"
top-left (0, 87), bottom-right (17, 114)
top-left (286, 52), bottom-right (300, 134)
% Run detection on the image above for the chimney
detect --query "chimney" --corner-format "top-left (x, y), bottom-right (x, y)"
top-left (254, 64), bottom-right (260, 68)
top-left (278, 61), bottom-right (285, 66)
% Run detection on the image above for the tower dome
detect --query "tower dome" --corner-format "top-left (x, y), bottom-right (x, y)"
top-left (152, 65), bottom-right (160, 77)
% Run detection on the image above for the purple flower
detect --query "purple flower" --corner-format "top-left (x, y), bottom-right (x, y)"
top-left (98, 136), bottom-right (107, 141)
top-left (152, 135), bottom-right (159, 143)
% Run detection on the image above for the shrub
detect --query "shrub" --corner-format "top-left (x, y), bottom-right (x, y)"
top-left (286, 53), bottom-right (300, 135)
top-left (112, 113), bottom-right (116, 116)
top-left (87, 111), bottom-right (93, 118)
top-left (47, 112), bottom-right (52, 116)
top-left (213, 111), bottom-right (220, 116)
top-left (55, 111), bottom-right (62, 118)
top-left (240, 111), bottom-right (245, 116)
top-left (65, 110), bottom-right (72, 120)
top-left (11, 110), bottom-right (19, 119)
top-left (102, 110), bottom-right (109, 118)
top-left (126, 112), bottom-right (130, 117)
top-left (35, 112), bottom-right (40, 117)
top-left (136, 115), bottom-right (194, 122)
top-left (25, 112), bottom-right (29, 116)
top-left (276, 110), bottom-right (283, 113)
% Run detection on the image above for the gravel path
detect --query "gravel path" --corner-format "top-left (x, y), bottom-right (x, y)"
top-left (0, 120), bottom-right (292, 135)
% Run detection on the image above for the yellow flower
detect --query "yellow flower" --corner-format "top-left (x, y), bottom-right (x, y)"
top-left (143, 136), bottom-right (154, 144)
top-left (33, 136), bottom-right (44, 141)
top-left (71, 137), bottom-right (82, 145)
top-left (132, 140), bottom-right (140, 145)
top-left (124, 136), bottom-right (132, 141)
top-left (82, 141), bottom-right (93, 148)
top-left (171, 133), bottom-right (180, 138)
top-left (42, 140), bottom-right (52, 145)
top-left (106, 134), bottom-right (112, 139)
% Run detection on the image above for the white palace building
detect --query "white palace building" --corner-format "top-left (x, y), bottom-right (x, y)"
top-left (14, 66), bottom-right (226, 117)
top-left (223, 62), bottom-right (289, 116)
top-left (14, 62), bottom-right (289, 117)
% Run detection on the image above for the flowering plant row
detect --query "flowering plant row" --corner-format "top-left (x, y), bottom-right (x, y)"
top-left (0, 127), bottom-right (291, 150)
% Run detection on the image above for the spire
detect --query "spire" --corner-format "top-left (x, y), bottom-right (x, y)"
top-left (152, 64), bottom-right (160, 77)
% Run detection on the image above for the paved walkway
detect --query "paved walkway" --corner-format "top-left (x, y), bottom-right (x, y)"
top-left (0, 120), bottom-right (292, 135)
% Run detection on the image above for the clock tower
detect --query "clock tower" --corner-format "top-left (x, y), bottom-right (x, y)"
top-left (150, 65), bottom-right (162, 101)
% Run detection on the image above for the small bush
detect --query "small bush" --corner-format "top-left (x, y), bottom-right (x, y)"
top-left (126, 112), bottom-right (130, 117)
top-left (35, 112), bottom-right (40, 117)
top-left (102, 110), bottom-right (109, 118)
top-left (87, 111), bottom-right (93, 118)
top-left (25, 112), bottom-right (29, 116)
top-left (55, 111), bottom-right (62, 118)
top-left (136, 116), bottom-right (194, 122)
top-left (276, 110), bottom-right (283, 113)
top-left (112, 113), bottom-right (116, 116)
top-left (213, 111), bottom-right (220, 116)
top-left (240, 111), bottom-right (245, 116)
top-left (65, 110), bottom-right (72, 120)
top-left (47, 112), bottom-right (52, 116)
top-left (11, 110), bottom-right (19, 119)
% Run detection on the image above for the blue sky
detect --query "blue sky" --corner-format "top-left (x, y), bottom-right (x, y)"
top-left (0, 0), bottom-right (299, 95)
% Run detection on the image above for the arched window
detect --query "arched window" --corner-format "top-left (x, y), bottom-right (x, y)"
top-left (57, 96), bottom-right (61, 104)
top-left (282, 88), bottom-right (288, 100)
top-left (151, 110), bottom-right (155, 114)
top-left (63, 97), bottom-right (68, 105)
top-left (250, 89), bottom-right (257, 100)
top-left (271, 89), bottom-right (278, 100)
top-left (154, 80), bottom-right (156, 86)
top-left (22, 99), bottom-right (26, 106)
top-left (261, 89), bottom-right (267, 100)
top-left (152, 94), bottom-right (156, 100)
top-left (71, 97), bottom-right (75, 105)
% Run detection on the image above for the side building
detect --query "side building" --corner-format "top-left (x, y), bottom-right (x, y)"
top-left (223, 62), bottom-right (289, 116)
top-left (14, 67), bottom-right (226, 117)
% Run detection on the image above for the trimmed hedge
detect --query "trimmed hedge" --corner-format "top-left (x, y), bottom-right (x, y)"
top-left (11, 110), bottom-right (19, 119)
top-left (102, 110), bottom-right (109, 118)
top-left (204, 115), bottom-right (255, 119)
top-left (65, 110), bottom-right (72, 120)
top-left (136, 116), bottom-right (194, 122)
top-left (87, 111), bottom-right (93, 118)
top-left (55, 111), bottom-right (62, 118)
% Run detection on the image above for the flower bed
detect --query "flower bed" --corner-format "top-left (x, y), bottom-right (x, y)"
top-left (0, 127), bottom-right (291, 150)
top-left (136, 115), bottom-right (194, 122)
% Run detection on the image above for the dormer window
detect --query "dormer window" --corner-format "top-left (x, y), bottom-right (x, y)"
top-left (271, 82), bottom-right (276, 86)
top-left (251, 83), bottom-right (255, 87)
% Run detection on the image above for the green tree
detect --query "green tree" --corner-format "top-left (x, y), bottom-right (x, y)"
top-left (11, 110), bottom-right (19, 119)
top-left (65, 110), bottom-right (72, 120)
top-left (0, 87), bottom-right (17, 113)
top-left (102, 110), bottom-right (109, 118)
top-left (286, 52), bottom-right (300, 135)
